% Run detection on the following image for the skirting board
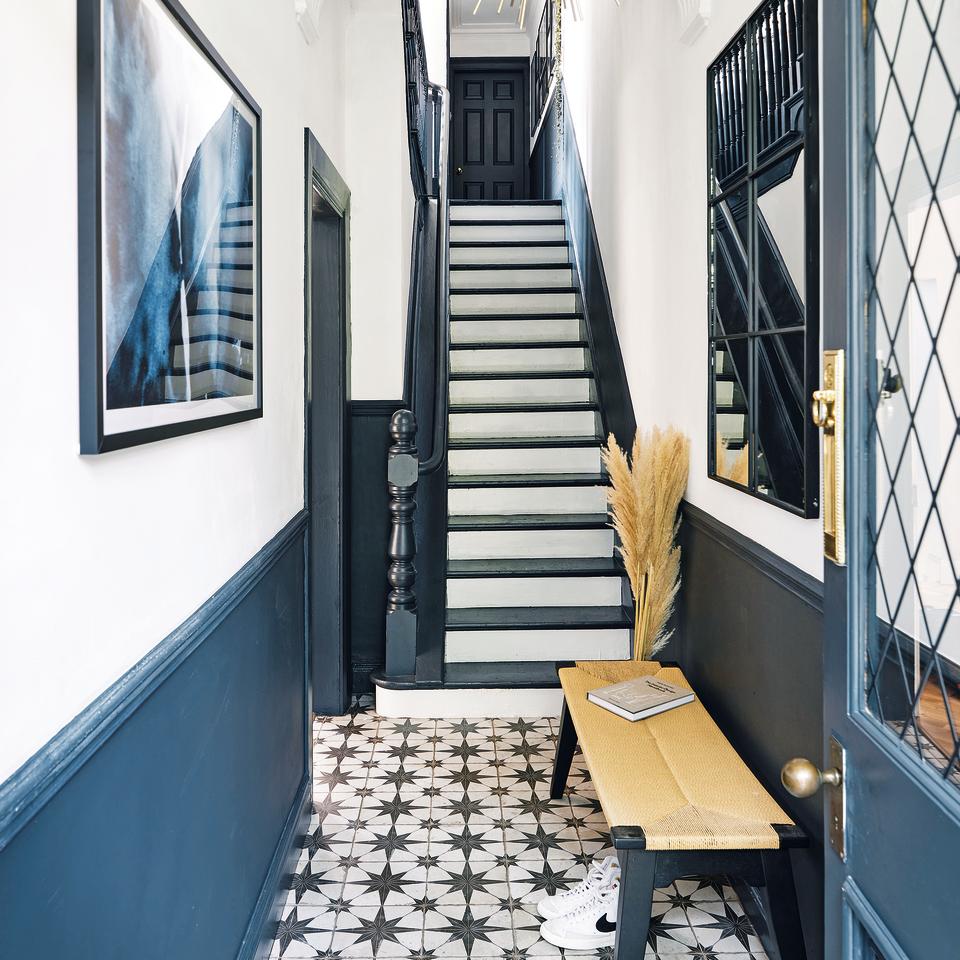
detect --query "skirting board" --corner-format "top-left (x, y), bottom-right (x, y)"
top-left (376, 685), bottom-right (564, 719)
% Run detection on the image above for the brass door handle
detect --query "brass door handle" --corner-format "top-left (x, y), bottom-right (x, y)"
top-left (811, 389), bottom-right (836, 429)
top-left (781, 757), bottom-right (843, 798)
top-left (455, 166), bottom-right (463, 175)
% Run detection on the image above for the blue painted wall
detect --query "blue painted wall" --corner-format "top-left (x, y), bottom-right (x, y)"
top-left (0, 514), bottom-right (310, 959)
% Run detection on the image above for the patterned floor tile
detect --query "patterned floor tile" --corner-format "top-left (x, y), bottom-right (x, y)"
top-left (268, 702), bottom-right (772, 960)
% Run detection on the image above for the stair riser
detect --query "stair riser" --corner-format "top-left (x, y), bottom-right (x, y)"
top-left (185, 314), bottom-right (254, 341)
top-left (201, 265), bottom-right (253, 287)
top-left (451, 347), bottom-right (587, 374)
top-left (448, 410), bottom-right (598, 439)
top-left (717, 412), bottom-right (746, 438)
top-left (451, 319), bottom-right (583, 344)
top-left (451, 292), bottom-right (578, 316)
top-left (451, 223), bottom-right (566, 242)
top-left (448, 528), bottom-right (614, 560)
top-left (223, 204), bottom-right (254, 223)
top-left (212, 244), bottom-right (254, 266)
top-left (196, 290), bottom-right (254, 314)
top-left (444, 629), bottom-right (630, 663)
top-left (172, 342), bottom-right (253, 372)
top-left (220, 222), bottom-right (254, 241)
top-left (451, 204), bottom-right (563, 222)
top-left (449, 447), bottom-right (602, 475)
top-left (450, 378), bottom-right (594, 405)
top-left (451, 268), bottom-right (573, 289)
top-left (450, 246), bottom-right (569, 265)
top-left (448, 486), bottom-right (608, 516)
top-left (447, 576), bottom-right (622, 609)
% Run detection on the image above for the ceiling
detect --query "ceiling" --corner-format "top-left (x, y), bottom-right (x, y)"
top-left (449, 0), bottom-right (532, 31)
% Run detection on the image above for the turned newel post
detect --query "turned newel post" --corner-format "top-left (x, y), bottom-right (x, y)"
top-left (385, 409), bottom-right (419, 677)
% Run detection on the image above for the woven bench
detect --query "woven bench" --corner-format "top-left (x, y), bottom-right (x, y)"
top-left (550, 660), bottom-right (807, 960)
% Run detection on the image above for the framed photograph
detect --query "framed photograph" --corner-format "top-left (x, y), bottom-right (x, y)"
top-left (78, 0), bottom-right (262, 453)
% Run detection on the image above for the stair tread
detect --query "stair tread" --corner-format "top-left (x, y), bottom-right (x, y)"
top-left (452, 286), bottom-right (579, 296)
top-left (447, 557), bottom-right (622, 578)
top-left (449, 401), bottom-right (599, 413)
top-left (451, 340), bottom-right (588, 351)
top-left (450, 240), bottom-right (568, 248)
top-left (446, 606), bottom-right (632, 629)
top-left (451, 199), bottom-right (562, 206)
top-left (448, 512), bottom-right (608, 531)
top-left (451, 220), bottom-right (566, 227)
top-left (450, 370), bottom-right (594, 381)
top-left (451, 313), bottom-right (584, 322)
top-left (441, 661), bottom-right (562, 688)
top-left (451, 262), bottom-right (571, 271)
top-left (448, 435), bottom-right (601, 449)
top-left (448, 472), bottom-right (607, 487)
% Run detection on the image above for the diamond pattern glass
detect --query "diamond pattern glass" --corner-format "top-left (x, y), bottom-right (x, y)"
top-left (863, 0), bottom-right (960, 790)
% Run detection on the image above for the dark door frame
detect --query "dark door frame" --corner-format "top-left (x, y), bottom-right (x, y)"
top-left (304, 130), bottom-right (351, 715)
top-left (449, 57), bottom-right (530, 200)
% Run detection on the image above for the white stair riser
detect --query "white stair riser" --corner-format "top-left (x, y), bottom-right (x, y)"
top-left (449, 446), bottom-right (601, 475)
top-left (220, 222), bottom-right (254, 241)
top-left (447, 576), bottom-right (622, 608)
top-left (449, 410), bottom-right (597, 439)
top-left (196, 289), bottom-right (254, 314)
top-left (451, 292), bottom-right (577, 316)
top-left (451, 347), bottom-right (586, 374)
top-left (448, 528), bottom-right (614, 560)
top-left (451, 319), bottom-right (582, 345)
top-left (451, 204), bottom-right (563, 222)
top-left (717, 412), bottom-right (746, 438)
top-left (450, 223), bottom-right (566, 243)
top-left (444, 628), bottom-right (630, 663)
top-left (450, 246), bottom-right (569, 265)
top-left (376, 686), bottom-right (563, 718)
top-left (202, 266), bottom-right (254, 287)
top-left (451, 268), bottom-right (573, 289)
top-left (448, 486), bottom-right (608, 516)
top-left (716, 381), bottom-right (735, 406)
top-left (223, 204), bottom-right (254, 223)
top-left (450, 377), bottom-right (594, 404)
top-left (212, 244), bottom-right (254, 266)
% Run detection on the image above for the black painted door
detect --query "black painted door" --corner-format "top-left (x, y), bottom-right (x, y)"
top-left (451, 66), bottom-right (527, 201)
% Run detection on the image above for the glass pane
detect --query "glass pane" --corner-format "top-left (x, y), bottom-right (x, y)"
top-left (755, 333), bottom-right (805, 507)
top-left (712, 338), bottom-right (751, 486)
top-left (756, 149), bottom-right (806, 330)
top-left (710, 185), bottom-right (750, 336)
top-left (864, 0), bottom-right (960, 790)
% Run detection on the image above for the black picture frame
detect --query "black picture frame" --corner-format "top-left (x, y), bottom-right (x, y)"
top-left (77, 0), bottom-right (263, 454)
top-left (705, 0), bottom-right (820, 518)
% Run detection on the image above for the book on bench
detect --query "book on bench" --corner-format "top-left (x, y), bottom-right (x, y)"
top-left (587, 675), bottom-right (695, 721)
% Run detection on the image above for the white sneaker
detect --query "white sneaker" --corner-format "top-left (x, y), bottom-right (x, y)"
top-left (536, 856), bottom-right (620, 919)
top-left (540, 882), bottom-right (619, 950)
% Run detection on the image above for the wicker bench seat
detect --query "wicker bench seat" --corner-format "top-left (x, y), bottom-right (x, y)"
top-left (550, 660), bottom-right (807, 960)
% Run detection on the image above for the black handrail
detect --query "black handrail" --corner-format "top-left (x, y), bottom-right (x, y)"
top-left (531, 0), bottom-right (556, 136)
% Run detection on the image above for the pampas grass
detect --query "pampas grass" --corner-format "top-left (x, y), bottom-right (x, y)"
top-left (716, 436), bottom-right (749, 487)
top-left (602, 427), bottom-right (690, 660)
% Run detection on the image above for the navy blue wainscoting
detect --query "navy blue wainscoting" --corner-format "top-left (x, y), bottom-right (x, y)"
top-left (0, 513), bottom-right (310, 959)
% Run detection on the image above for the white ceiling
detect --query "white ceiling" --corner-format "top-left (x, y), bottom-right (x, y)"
top-left (449, 0), bottom-right (531, 31)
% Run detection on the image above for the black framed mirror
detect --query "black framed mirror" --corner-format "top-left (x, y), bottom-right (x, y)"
top-left (707, 0), bottom-right (819, 517)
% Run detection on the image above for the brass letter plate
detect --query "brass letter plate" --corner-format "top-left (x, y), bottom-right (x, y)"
top-left (812, 350), bottom-right (846, 565)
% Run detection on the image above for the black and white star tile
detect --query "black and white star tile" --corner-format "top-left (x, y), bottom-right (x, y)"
top-left (271, 700), bottom-right (769, 959)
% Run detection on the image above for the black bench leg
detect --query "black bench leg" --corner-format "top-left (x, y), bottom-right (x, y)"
top-left (760, 850), bottom-right (806, 960)
top-left (549, 699), bottom-right (577, 800)
top-left (614, 849), bottom-right (656, 960)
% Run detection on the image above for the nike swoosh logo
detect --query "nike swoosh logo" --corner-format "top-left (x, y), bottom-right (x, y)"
top-left (595, 915), bottom-right (617, 933)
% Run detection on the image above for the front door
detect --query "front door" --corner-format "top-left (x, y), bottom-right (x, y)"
top-left (816, 2), bottom-right (960, 957)
top-left (450, 60), bottom-right (528, 201)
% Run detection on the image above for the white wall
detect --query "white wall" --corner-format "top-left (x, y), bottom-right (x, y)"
top-left (560, 0), bottom-right (824, 579)
top-left (0, 0), bottom-right (351, 782)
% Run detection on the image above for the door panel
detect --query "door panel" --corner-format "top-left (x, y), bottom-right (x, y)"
top-left (451, 63), bottom-right (527, 201)
top-left (820, 3), bottom-right (960, 957)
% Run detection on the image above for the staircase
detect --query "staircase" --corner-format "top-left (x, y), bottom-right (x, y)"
top-left (442, 199), bottom-right (632, 690)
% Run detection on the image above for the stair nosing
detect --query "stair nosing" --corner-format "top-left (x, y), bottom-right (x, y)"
top-left (451, 312), bottom-right (584, 322)
top-left (445, 606), bottom-right (632, 630)
top-left (450, 240), bottom-right (569, 248)
top-left (450, 340), bottom-right (588, 351)
top-left (447, 472), bottom-right (608, 487)
top-left (450, 263), bottom-right (573, 271)
top-left (447, 512), bottom-right (609, 531)
top-left (449, 370), bottom-right (594, 381)
top-left (446, 558), bottom-right (622, 578)
top-left (451, 286), bottom-right (579, 296)
top-left (448, 435), bottom-right (602, 449)
top-left (450, 219), bottom-right (566, 227)
top-left (448, 401), bottom-right (599, 413)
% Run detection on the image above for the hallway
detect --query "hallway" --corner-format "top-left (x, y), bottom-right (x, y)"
top-left (272, 703), bottom-right (765, 959)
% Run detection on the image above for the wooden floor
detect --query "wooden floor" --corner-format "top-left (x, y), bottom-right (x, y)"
top-left (917, 676), bottom-right (960, 760)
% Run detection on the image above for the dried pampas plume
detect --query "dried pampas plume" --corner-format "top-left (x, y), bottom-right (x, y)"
top-left (601, 427), bottom-right (690, 660)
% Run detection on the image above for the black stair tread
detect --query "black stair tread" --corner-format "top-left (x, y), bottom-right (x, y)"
top-left (441, 661), bottom-right (562, 689)
top-left (449, 401), bottom-right (598, 413)
top-left (450, 219), bottom-right (565, 227)
top-left (451, 239), bottom-right (568, 247)
top-left (451, 312), bottom-right (584, 322)
top-left (452, 286), bottom-right (579, 296)
top-left (446, 606), bottom-right (633, 629)
top-left (447, 512), bottom-right (608, 531)
top-left (450, 340), bottom-right (589, 351)
top-left (450, 369), bottom-right (594, 381)
top-left (451, 199), bottom-right (561, 206)
top-left (717, 402), bottom-right (748, 414)
top-left (448, 435), bottom-right (601, 449)
top-left (448, 472), bottom-right (607, 487)
top-left (451, 263), bottom-right (572, 271)
top-left (447, 557), bottom-right (622, 578)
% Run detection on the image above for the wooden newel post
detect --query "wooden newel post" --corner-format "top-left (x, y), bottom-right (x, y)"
top-left (385, 409), bottom-right (418, 677)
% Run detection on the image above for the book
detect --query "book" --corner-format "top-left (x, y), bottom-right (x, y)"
top-left (587, 675), bottom-right (695, 721)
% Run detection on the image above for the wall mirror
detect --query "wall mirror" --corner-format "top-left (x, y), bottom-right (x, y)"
top-left (707, 0), bottom-right (819, 516)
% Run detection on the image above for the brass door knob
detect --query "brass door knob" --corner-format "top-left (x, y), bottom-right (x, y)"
top-left (455, 166), bottom-right (463, 175)
top-left (781, 757), bottom-right (842, 798)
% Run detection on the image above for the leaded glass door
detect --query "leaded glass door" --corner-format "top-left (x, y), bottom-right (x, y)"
top-left (819, 1), bottom-right (960, 957)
